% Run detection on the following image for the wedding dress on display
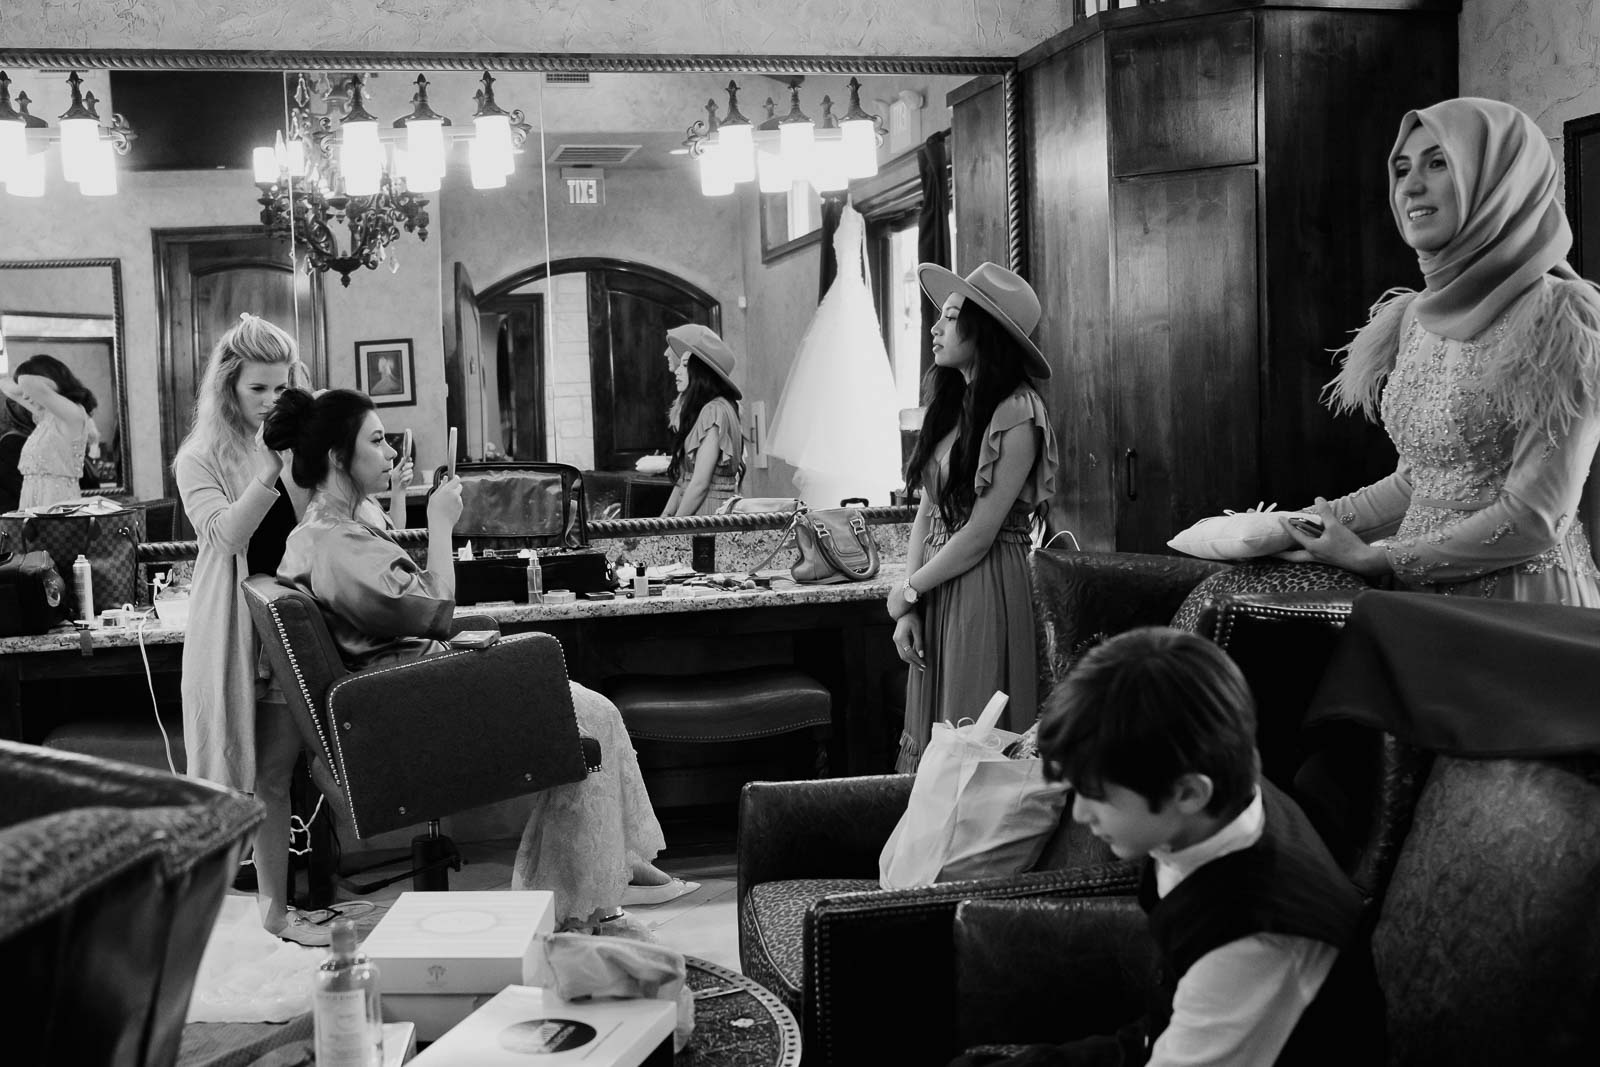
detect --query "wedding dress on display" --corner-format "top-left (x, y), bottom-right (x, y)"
top-left (766, 201), bottom-right (904, 507)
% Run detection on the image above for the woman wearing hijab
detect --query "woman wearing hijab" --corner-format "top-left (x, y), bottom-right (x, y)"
top-left (1285, 97), bottom-right (1600, 605)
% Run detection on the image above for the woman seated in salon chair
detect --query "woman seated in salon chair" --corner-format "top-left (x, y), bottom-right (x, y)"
top-left (263, 387), bottom-right (697, 929)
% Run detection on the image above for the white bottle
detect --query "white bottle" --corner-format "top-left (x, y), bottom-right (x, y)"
top-left (72, 554), bottom-right (94, 624)
top-left (313, 918), bottom-right (383, 1067)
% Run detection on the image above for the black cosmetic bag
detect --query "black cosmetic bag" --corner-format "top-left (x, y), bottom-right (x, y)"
top-left (453, 551), bottom-right (614, 605)
top-left (0, 549), bottom-right (68, 636)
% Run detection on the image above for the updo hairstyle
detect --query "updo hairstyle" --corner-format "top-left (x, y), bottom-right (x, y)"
top-left (262, 387), bottom-right (376, 488)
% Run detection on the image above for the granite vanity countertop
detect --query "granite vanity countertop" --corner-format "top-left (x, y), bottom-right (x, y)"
top-left (0, 563), bottom-right (905, 655)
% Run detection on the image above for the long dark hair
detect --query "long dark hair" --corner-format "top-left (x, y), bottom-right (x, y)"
top-left (667, 359), bottom-right (741, 482)
top-left (14, 354), bottom-right (97, 415)
top-left (262, 387), bottom-right (375, 489)
top-left (904, 300), bottom-right (1038, 531)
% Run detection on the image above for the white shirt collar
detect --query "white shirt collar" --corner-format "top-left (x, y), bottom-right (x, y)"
top-left (1151, 787), bottom-right (1265, 898)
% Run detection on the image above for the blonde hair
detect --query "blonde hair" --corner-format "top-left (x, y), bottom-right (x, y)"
top-left (176, 313), bottom-right (307, 473)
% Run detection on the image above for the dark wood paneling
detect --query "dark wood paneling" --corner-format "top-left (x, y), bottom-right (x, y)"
top-left (1258, 9), bottom-right (1455, 508)
top-left (951, 78), bottom-right (1010, 271)
top-left (1026, 40), bottom-right (1117, 549)
top-left (1108, 13), bottom-right (1256, 177)
top-left (1113, 168), bottom-right (1259, 552)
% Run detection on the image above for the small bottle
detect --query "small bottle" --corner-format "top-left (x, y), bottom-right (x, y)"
top-left (313, 918), bottom-right (383, 1067)
top-left (526, 552), bottom-right (545, 604)
top-left (72, 554), bottom-right (94, 624)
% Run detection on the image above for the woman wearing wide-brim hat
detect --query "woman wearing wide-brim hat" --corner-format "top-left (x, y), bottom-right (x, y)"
top-left (661, 323), bottom-right (746, 517)
top-left (888, 261), bottom-right (1060, 770)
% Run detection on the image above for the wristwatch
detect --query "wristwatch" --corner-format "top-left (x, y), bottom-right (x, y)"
top-left (902, 578), bottom-right (920, 605)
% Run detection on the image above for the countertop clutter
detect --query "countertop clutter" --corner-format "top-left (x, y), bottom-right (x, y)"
top-left (0, 563), bottom-right (906, 654)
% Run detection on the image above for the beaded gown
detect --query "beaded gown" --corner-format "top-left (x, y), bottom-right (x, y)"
top-left (896, 387), bottom-right (1058, 772)
top-left (1327, 277), bottom-right (1600, 605)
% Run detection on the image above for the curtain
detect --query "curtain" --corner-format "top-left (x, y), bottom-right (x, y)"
top-left (917, 130), bottom-right (952, 381)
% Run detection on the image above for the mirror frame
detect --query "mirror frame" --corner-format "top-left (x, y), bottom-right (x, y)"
top-left (0, 50), bottom-right (1021, 537)
top-left (0, 256), bottom-right (131, 497)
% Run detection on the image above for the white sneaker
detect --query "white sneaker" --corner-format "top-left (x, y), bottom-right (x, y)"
top-left (620, 877), bottom-right (700, 907)
top-left (270, 909), bottom-right (333, 947)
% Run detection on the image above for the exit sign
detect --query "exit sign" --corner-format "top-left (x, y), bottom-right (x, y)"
top-left (563, 167), bottom-right (605, 206)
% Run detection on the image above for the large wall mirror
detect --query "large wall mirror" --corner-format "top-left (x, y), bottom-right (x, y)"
top-left (0, 53), bottom-right (1015, 521)
top-left (0, 258), bottom-right (131, 496)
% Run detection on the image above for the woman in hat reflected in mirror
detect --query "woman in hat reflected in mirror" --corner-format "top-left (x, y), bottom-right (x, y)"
top-left (660, 323), bottom-right (746, 517)
top-left (890, 262), bottom-right (1060, 771)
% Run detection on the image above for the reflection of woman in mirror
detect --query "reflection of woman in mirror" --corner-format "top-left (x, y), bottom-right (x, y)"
top-left (660, 323), bottom-right (744, 517)
top-left (889, 263), bottom-right (1059, 772)
top-left (174, 313), bottom-right (325, 945)
top-left (0, 353), bottom-right (96, 509)
top-left (0, 397), bottom-right (35, 514)
top-left (369, 351), bottom-right (404, 396)
top-left (266, 387), bottom-right (694, 929)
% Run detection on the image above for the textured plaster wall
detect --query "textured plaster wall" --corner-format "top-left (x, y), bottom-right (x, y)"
top-left (1461, 0), bottom-right (1600, 188)
top-left (2, 0), bottom-right (1060, 56)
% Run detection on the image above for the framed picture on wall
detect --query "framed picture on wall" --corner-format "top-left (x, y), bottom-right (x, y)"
top-left (355, 338), bottom-right (415, 406)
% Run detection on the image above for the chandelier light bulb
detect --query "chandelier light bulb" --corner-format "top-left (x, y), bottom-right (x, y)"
top-left (698, 143), bottom-right (735, 197)
top-left (341, 117), bottom-right (382, 196)
top-left (0, 119), bottom-right (23, 184)
top-left (778, 120), bottom-right (814, 173)
top-left (811, 134), bottom-right (848, 193)
top-left (718, 122), bottom-right (755, 184)
top-left (756, 145), bottom-right (790, 194)
top-left (252, 145), bottom-right (278, 184)
top-left (78, 138), bottom-right (118, 196)
top-left (469, 134), bottom-right (507, 189)
top-left (58, 117), bottom-right (99, 185)
top-left (5, 149), bottom-right (45, 197)
top-left (473, 113), bottom-right (514, 177)
top-left (406, 118), bottom-right (446, 185)
top-left (840, 118), bottom-right (878, 179)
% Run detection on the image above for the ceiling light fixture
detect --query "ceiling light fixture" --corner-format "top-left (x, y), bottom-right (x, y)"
top-left (0, 71), bottom-right (136, 198)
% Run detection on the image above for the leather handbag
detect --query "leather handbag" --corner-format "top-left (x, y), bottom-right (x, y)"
top-left (0, 548), bottom-right (67, 636)
top-left (748, 499), bottom-right (881, 584)
top-left (0, 503), bottom-right (146, 617)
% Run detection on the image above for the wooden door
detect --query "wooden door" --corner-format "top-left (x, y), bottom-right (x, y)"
top-left (443, 262), bottom-right (485, 465)
top-left (1112, 168), bottom-right (1258, 553)
top-left (587, 268), bottom-right (718, 471)
top-left (482, 293), bottom-right (546, 461)
top-left (155, 228), bottom-right (326, 512)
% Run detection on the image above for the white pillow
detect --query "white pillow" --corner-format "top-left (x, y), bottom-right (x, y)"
top-left (1168, 511), bottom-right (1302, 561)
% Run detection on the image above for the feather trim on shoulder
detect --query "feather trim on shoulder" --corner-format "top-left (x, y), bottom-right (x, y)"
top-left (1322, 288), bottom-right (1419, 422)
top-left (1477, 276), bottom-right (1600, 439)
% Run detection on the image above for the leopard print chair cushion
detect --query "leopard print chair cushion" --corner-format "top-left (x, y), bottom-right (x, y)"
top-left (1169, 561), bottom-right (1369, 632)
top-left (740, 877), bottom-right (878, 1006)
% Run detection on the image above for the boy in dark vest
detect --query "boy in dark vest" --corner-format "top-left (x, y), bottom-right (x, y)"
top-left (957, 627), bottom-right (1384, 1066)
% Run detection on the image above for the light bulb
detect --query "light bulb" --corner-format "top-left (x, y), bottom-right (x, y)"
top-left (811, 133), bottom-right (848, 193)
top-left (469, 134), bottom-right (506, 189)
top-left (58, 117), bottom-right (99, 184)
top-left (78, 138), bottom-right (117, 196)
top-left (283, 136), bottom-right (306, 177)
top-left (718, 122), bottom-right (755, 183)
top-left (698, 144), bottom-right (734, 197)
top-left (778, 120), bottom-right (814, 173)
top-left (5, 150), bottom-right (45, 197)
top-left (252, 145), bottom-right (278, 184)
top-left (756, 145), bottom-right (790, 194)
top-left (0, 119), bottom-right (24, 185)
top-left (841, 118), bottom-right (878, 179)
top-left (340, 118), bottom-right (382, 196)
top-left (406, 118), bottom-right (446, 185)
top-left (473, 113), bottom-right (513, 176)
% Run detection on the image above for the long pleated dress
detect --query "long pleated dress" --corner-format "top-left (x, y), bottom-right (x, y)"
top-left (897, 387), bottom-right (1059, 772)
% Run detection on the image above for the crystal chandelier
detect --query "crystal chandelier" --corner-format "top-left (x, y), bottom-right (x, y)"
top-left (684, 77), bottom-right (885, 198)
top-left (254, 72), bottom-right (530, 286)
top-left (0, 71), bottom-right (136, 197)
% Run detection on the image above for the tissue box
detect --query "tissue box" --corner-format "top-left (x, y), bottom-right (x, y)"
top-left (364, 891), bottom-right (555, 995)
top-left (408, 985), bottom-right (675, 1066)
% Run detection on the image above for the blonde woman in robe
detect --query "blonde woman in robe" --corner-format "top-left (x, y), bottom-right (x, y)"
top-left (266, 387), bottom-right (696, 929)
top-left (1286, 98), bottom-right (1600, 605)
top-left (174, 314), bottom-right (328, 945)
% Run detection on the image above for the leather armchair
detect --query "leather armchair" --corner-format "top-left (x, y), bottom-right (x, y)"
top-left (242, 575), bottom-right (596, 889)
top-left (0, 740), bottom-right (262, 1067)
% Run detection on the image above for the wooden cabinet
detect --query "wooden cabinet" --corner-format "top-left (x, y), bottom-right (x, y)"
top-left (994, 0), bottom-right (1458, 551)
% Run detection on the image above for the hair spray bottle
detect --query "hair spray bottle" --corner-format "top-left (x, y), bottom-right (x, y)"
top-left (72, 554), bottom-right (94, 623)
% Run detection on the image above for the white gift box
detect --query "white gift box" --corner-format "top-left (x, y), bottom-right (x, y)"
top-left (363, 891), bottom-right (555, 996)
top-left (408, 985), bottom-right (676, 1066)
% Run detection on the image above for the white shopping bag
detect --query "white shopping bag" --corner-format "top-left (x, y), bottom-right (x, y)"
top-left (879, 692), bottom-right (1071, 889)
